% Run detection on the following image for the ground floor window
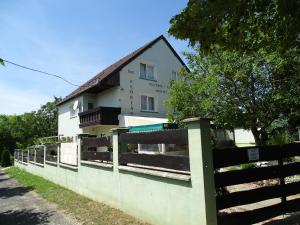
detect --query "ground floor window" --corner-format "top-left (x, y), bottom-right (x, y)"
top-left (141, 95), bottom-right (156, 112)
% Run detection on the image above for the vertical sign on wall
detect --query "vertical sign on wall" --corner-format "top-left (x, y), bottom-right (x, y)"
top-left (130, 79), bottom-right (134, 114)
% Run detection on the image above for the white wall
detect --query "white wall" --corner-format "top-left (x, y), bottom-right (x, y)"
top-left (58, 39), bottom-right (184, 137)
top-left (118, 39), bottom-right (183, 118)
top-left (58, 96), bottom-right (83, 138)
top-left (234, 129), bottom-right (256, 146)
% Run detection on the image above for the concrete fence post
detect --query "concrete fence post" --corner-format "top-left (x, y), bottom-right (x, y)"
top-left (57, 144), bottom-right (60, 166)
top-left (34, 148), bottom-right (36, 163)
top-left (77, 137), bottom-right (82, 167)
top-left (43, 145), bottom-right (46, 164)
top-left (183, 117), bottom-right (217, 225)
top-left (111, 128), bottom-right (129, 172)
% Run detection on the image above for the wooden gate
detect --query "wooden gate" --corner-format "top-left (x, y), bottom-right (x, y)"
top-left (214, 143), bottom-right (300, 225)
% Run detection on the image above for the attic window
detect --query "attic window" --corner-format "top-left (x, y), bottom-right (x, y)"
top-left (140, 63), bottom-right (155, 80)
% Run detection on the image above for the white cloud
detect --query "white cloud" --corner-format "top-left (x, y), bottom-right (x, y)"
top-left (0, 82), bottom-right (52, 115)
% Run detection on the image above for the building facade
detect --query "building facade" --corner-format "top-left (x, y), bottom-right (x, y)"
top-left (57, 35), bottom-right (187, 138)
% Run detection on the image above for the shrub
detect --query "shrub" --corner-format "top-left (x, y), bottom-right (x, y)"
top-left (240, 163), bottom-right (256, 170)
top-left (1, 150), bottom-right (12, 167)
top-left (268, 130), bottom-right (294, 145)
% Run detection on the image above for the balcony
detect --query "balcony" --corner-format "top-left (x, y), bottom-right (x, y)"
top-left (79, 107), bottom-right (121, 128)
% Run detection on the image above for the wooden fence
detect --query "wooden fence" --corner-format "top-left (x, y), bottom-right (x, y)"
top-left (22, 151), bottom-right (28, 163)
top-left (35, 147), bottom-right (44, 164)
top-left (81, 136), bottom-right (112, 163)
top-left (45, 144), bottom-right (58, 163)
top-left (29, 149), bottom-right (35, 162)
top-left (119, 129), bottom-right (189, 172)
top-left (119, 128), bottom-right (188, 145)
top-left (18, 151), bottom-right (22, 161)
top-left (214, 143), bottom-right (300, 225)
top-left (119, 153), bottom-right (190, 172)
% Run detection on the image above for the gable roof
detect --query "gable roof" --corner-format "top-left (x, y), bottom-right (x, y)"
top-left (57, 35), bottom-right (188, 106)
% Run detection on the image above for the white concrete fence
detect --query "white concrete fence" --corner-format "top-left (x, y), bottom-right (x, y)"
top-left (14, 118), bottom-right (217, 225)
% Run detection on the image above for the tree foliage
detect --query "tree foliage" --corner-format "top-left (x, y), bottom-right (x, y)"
top-left (167, 47), bottom-right (300, 145)
top-left (1, 150), bottom-right (11, 167)
top-left (0, 58), bottom-right (4, 66)
top-left (169, 0), bottom-right (300, 52)
top-left (0, 97), bottom-right (61, 153)
top-left (168, 0), bottom-right (300, 145)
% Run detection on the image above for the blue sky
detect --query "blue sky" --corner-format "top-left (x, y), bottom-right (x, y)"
top-left (0, 0), bottom-right (189, 115)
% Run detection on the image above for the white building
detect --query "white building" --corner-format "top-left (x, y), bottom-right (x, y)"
top-left (57, 35), bottom-right (187, 138)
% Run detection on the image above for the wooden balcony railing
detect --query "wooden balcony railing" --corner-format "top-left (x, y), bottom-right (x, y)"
top-left (79, 107), bottom-right (121, 128)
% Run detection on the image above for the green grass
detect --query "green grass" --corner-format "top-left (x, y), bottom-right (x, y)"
top-left (5, 167), bottom-right (149, 225)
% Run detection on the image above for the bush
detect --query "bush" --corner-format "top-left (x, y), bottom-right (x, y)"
top-left (1, 150), bottom-right (12, 167)
top-left (268, 130), bottom-right (294, 145)
top-left (240, 163), bottom-right (256, 170)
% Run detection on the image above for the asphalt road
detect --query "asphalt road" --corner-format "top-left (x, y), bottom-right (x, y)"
top-left (0, 169), bottom-right (79, 225)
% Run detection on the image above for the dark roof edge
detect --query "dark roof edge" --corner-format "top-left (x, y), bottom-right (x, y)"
top-left (57, 35), bottom-right (189, 106)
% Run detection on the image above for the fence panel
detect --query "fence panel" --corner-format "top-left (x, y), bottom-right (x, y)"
top-left (119, 153), bottom-right (190, 172)
top-left (22, 151), bottom-right (28, 163)
top-left (82, 136), bottom-right (111, 147)
top-left (119, 129), bottom-right (188, 145)
top-left (81, 136), bottom-right (112, 163)
top-left (35, 147), bottom-right (44, 164)
top-left (213, 143), bottom-right (300, 169)
top-left (215, 142), bottom-right (300, 225)
top-left (45, 144), bottom-right (58, 163)
top-left (29, 149), bottom-right (35, 162)
top-left (82, 151), bottom-right (112, 162)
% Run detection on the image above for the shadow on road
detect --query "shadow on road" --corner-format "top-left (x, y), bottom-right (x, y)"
top-left (0, 186), bottom-right (32, 199)
top-left (0, 177), bottom-right (10, 183)
top-left (0, 209), bottom-right (53, 225)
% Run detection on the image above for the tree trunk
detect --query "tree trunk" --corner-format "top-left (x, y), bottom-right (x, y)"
top-left (251, 127), bottom-right (261, 146)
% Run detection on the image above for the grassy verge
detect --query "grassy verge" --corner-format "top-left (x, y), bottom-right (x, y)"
top-left (5, 167), bottom-right (148, 225)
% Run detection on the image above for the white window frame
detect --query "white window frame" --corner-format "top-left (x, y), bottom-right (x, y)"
top-left (139, 62), bottom-right (156, 81)
top-left (140, 95), bottom-right (157, 112)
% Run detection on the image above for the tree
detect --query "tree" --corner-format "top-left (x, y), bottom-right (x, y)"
top-left (167, 0), bottom-right (300, 145)
top-left (1, 150), bottom-right (11, 167)
top-left (169, 48), bottom-right (272, 145)
top-left (35, 97), bottom-right (61, 137)
top-left (0, 58), bottom-right (4, 66)
top-left (169, 0), bottom-right (300, 53)
top-left (0, 97), bottom-right (61, 152)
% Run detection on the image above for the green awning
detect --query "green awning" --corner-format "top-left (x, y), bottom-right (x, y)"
top-left (128, 123), bottom-right (178, 133)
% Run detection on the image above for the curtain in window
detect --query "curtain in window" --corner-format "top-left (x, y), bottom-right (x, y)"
top-left (147, 65), bottom-right (154, 80)
top-left (148, 97), bottom-right (155, 111)
top-left (140, 63), bottom-right (146, 78)
top-left (141, 95), bottom-right (147, 110)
